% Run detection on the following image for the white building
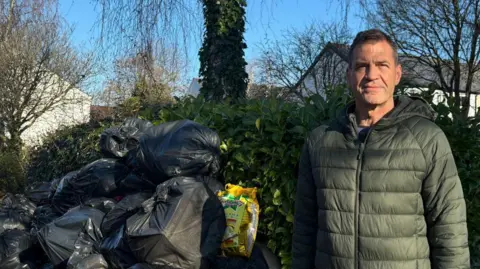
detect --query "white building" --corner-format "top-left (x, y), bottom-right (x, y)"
top-left (187, 78), bottom-right (202, 97)
top-left (4, 74), bottom-right (92, 147)
top-left (20, 88), bottom-right (92, 146)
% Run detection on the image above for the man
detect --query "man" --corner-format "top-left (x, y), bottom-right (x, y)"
top-left (292, 29), bottom-right (470, 269)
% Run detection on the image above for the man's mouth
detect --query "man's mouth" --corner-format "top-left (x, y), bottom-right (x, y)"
top-left (363, 86), bottom-right (382, 91)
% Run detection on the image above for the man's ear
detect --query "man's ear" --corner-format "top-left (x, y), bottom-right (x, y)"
top-left (395, 64), bottom-right (402, 85)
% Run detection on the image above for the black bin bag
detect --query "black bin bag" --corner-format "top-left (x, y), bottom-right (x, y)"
top-left (1, 194), bottom-right (36, 216)
top-left (128, 264), bottom-right (155, 269)
top-left (25, 181), bottom-right (51, 205)
top-left (31, 205), bottom-right (61, 232)
top-left (48, 177), bottom-right (63, 200)
top-left (66, 233), bottom-right (109, 269)
top-left (69, 254), bottom-right (109, 269)
top-left (100, 118), bottom-right (153, 159)
top-left (37, 206), bottom-right (105, 267)
top-left (79, 159), bottom-right (130, 198)
top-left (40, 263), bottom-right (54, 269)
top-left (101, 192), bottom-right (152, 236)
top-left (0, 229), bottom-right (41, 269)
top-left (132, 120), bottom-right (221, 184)
top-left (198, 175), bottom-right (224, 194)
top-left (51, 171), bottom-right (79, 214)
top-left (116, 172), bottom-right (156, 196)
top-left (125, 177), bottom-right (226, 269)
top-left (122, 118), bottom-right (154, 131)
top-left (0, 194), bottom-right (37, 233)
top-left (100, 225), bottom-right (137, 268)
top-left (256, 242), bottom-right (281, 269)
top-left (52, 159), bottom-right (129, 214)
top-left (0, 209), bottom-right (33, 234)
top-left (84, 197), bottom-right (117, 214)
top-left (50, 170), bottom-right (78, 197)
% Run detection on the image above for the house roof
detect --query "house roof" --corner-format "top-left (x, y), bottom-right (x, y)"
top-left (294, 42), bottom-right (349, 90)
top-left (296, 42), bottom-right (480, 94)
top-left (90, 105), bottom-right (115, 120)
top-left (47, 71), bottom-right (92, 101)
top-left (90, 105), bottom-right (114, 112)
top-left (398, 56), bottom-right (480, 93)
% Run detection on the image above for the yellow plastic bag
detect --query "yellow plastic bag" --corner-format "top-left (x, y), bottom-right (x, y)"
top-left (217, 184), bottom-right (260, 258)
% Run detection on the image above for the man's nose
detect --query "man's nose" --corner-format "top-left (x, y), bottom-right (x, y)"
top-left (365, 65), bottom-right (380, 80)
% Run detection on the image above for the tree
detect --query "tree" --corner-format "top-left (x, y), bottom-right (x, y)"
top-left (97, 53), bottom-right (179, 107)
top-left (257, 21), bottom-right (352, 99)
top-left (0, 0), bottom-right (94, 151)
top-left (359, 0), bottom-right (480, 118)
top-left (198, 0), bottom-right (249, 101)
top-left (95, 58), bottom-right (139, 108)
top-left (94, 0), bottom-right (202, 94)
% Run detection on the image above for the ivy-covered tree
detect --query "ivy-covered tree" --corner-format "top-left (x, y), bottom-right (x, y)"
top-left (199, 0), bottom-right (249, 101)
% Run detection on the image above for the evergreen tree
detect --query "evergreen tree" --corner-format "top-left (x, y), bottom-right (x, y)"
top-left (199, 0), bottom-right (249, 101)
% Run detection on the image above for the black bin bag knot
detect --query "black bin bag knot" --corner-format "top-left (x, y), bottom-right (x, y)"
top-left (100, 117), bottom-right (154, 159)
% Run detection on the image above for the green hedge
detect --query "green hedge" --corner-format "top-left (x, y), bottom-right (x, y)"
top-left (0, 150), bottom-right (28, 194)
top-left (27, 120), bottom-right (117, 183)
top-left (27, 91), bottom-right (480, 268)
top-left (433, 104), bottom-right (480, 267)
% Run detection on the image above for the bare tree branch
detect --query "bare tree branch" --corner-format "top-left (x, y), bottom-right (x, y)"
top-left (256, 21), bottom-right (351, 99)
top-left (0, 0), bottom-right (94, 149)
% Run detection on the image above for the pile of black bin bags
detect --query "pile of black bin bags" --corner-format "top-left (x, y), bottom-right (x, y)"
top-left (0, 118), bottom-right (281, 269)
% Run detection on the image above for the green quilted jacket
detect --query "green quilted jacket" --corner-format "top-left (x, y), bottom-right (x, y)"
top-left (292, 95), bottom-right (470, 269)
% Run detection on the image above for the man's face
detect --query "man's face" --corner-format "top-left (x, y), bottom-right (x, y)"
top-left (347, 40), bottom-right (402, 107)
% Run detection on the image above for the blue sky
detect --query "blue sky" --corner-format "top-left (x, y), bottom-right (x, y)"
top-left (59, 0), bottom-right (368, 93)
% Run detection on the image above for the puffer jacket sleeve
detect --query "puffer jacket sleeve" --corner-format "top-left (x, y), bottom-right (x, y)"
top-left (292, 138), bottom-right (317, 269)
top-left (421, 130), bottom-right (470, 269)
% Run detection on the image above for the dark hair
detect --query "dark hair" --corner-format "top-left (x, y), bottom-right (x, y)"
top-left (347, 29), bottom-right (398, 67)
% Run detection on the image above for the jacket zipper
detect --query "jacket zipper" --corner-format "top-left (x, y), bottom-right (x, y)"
top-left (355, 129), bottom-right (372, 269)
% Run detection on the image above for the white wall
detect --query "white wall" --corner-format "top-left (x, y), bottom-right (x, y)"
top-left (301, 75), bottom-right (327, 99)
top-left (187, 78), bottom-right (201, 97)
top-left (20, 88), bottom-right (92, 146)
top-left (404, 88), bottom-right (478, 117)
top-left (297, 52), bottom-right (348, 99)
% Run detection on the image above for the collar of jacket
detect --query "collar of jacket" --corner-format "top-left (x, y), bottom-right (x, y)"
top-left (337, 95), bottom-right (438, 140)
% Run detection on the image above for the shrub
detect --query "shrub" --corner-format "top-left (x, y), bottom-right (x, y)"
top-left (0, 149), bottom-right (28, 195)
top-left (433, 103), bottom-right (480, 267)
top-left (27, 120), bottom-right (117, 183)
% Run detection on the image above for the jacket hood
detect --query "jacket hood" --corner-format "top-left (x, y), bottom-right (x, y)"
top-left (340, 95), bottom-right (437, 134)
top-left (383, 95), bottom-right (437, 122)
